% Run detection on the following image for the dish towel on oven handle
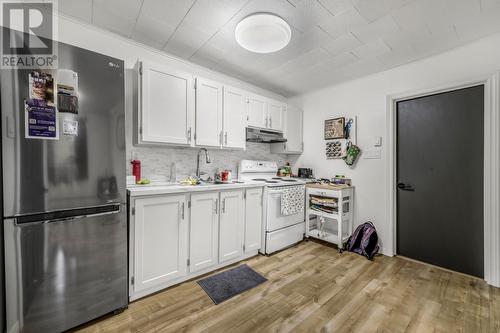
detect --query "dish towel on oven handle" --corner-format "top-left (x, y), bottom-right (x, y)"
top-left (280, 185), bottom-right (305, 216)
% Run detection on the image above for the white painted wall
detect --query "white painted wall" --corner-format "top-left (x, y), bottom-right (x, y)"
top-left (290, 32), bottom-right (500, 256)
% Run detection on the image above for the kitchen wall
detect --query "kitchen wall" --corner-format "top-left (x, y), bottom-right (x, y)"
top-left (51, 14), bottom-right (290, 179)
top-left (290, 31), bottom-right (500, 256)
top-left (129, 143), bottom-right (290, 181)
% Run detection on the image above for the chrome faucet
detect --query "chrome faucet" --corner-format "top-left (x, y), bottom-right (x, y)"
top-left (196, 148), bottom-right (211, 178)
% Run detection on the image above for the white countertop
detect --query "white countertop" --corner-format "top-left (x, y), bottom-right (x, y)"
top-left (127, 181), bottom-right (265, 197)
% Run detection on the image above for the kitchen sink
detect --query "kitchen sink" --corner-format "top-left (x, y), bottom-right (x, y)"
top-left (197, 181), bottom-right (244, 186)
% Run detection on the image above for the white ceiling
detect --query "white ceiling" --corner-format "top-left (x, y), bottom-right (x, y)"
top-left (59, 0), bottom-right (500, 97)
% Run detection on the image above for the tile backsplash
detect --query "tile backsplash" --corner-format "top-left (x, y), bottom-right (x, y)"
top-left (127, 143), bottom-right (296, 181)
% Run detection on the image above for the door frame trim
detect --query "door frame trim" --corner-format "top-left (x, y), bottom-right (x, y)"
top-left (386, 72), bottom-right (500, 287)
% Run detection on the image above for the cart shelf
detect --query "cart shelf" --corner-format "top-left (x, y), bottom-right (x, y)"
top-left (305, 185), bottom-right (354, 251)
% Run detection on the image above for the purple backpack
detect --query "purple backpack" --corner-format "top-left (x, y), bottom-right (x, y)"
top-left (344, 222), bottom-right (379, 260)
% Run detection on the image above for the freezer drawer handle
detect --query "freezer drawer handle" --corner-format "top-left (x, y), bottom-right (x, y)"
top-left (15, 204), bottom-right (121, 225)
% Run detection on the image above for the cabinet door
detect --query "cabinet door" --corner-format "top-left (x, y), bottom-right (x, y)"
top-left (247, 94), bottom-right (267, 128)
top-left (219, 190), bottom-right (245, 263)
top-left (223, 86), bottom-right (246, 149)
top-left (270, 106), bottom-right (303, 154)
top-left (267, 100), bottom-right (284, 131)
top-left (140, 61), bottom-right (193, 145)
top-left (245, 188), bottom-right (263, 253)
top-left (133, 195), bottom-right (187, 293)
top-left (285, 106), bottom-right (303, 152)
top-left (195, 78), bottom-right (223, 147)
top-left (189, 192), bottom-right (219, 273)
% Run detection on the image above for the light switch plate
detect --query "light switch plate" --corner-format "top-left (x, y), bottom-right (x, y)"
top-left (373, 136), bottom-right (382, 147)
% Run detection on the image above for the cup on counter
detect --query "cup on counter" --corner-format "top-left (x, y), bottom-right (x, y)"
top-left (220, 170), bottom-right (232, 182)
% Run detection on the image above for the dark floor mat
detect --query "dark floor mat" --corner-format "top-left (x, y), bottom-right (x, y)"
top-left (197, 264), bottom-right (267, 304)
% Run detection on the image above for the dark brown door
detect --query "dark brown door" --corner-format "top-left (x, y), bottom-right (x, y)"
top-left (397, 85), bottom-right (484, 277)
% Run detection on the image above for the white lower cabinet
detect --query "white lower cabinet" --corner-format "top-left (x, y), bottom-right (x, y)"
top-left (219, 190), bottom-right (245, 263)
top-left (130, 187), bottom-right (263, 300)
top-left (132, 195), bottom-right (188, 293)
top-left (189, 192), bottom-right (219, 273)
top-left (244, 188), bottom-right (263, 253)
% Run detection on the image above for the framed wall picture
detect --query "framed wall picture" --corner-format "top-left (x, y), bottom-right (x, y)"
top-left (326, 141), bottom-right (343, 159)
top-left (324, 117), bottom-right (345, 140)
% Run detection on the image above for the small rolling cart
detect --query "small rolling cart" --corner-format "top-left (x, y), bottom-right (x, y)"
top-left (305, 184), bottom-right (354, 252)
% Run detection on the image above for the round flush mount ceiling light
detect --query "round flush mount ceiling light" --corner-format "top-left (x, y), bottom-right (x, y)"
top-left (235, 13), bottom-right (291, 53)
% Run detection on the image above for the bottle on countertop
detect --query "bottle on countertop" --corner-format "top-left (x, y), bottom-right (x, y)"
top-left (131, 160), bottom-right (141, 183)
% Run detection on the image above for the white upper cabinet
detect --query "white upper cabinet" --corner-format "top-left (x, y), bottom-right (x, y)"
top-left (244, 188), bottom-right (263, 253)
top-left (133, 195), bottom-right (188, 293)
top-left (195, 77), bottom-right (223, 148)
top-left (271, 105), bottom-right (303, 154)
top-left (246, 93), bottom-right (285, 132)
top-left (247, 94), bottom-right (268, 129)
top-left (189, 192), bottom-right (219, 273)
top-left (219, 190), bottom-right (245, 263)
top-left (267, 100), bottom-right (285, 132)
top-left (138, 61), bottom-right (194, 146)
top-left (222, 86), bottom-right (247, 149)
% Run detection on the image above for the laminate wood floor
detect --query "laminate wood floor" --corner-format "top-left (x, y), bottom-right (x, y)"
top-left (74, 241), bottom-right (500, 333)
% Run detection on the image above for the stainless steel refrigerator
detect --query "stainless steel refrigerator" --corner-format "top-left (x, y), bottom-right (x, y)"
top-left (1, 35), bottom-right (128, 332)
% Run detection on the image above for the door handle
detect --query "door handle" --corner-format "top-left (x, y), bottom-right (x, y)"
top-left (397, 183), bottom-right (415, 191)
top-left (225, 132), bottom-right (228, 145)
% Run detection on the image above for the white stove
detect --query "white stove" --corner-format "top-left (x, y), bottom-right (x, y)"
top-left (239, 160), bottom-right (306, 254)
top-left (238, 160), bottom-right (306, 186)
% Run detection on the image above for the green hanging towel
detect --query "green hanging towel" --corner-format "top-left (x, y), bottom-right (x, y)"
top-left (343, 144), bottom-right (361, 166)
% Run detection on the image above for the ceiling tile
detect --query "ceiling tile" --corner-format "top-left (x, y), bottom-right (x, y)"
top-left (164, 0), bottom-right (248, 58)
top-left (322, 32), bottom-right (361, 56)
top-left (390, 1), bottom-right (428, 31)
top-left (190, 52), bottom-right (220, 69)
top-left (131, 16), bottom-right (177, 49)
top-left (352, 0), bottom-right (389, 23)
top-left (454, 4), bottom-right (500, 41)
top-left (264, 47), bottom-right (332, 78)
top-left (351, 39), bottom-right (391, 58)
top-left (164, 22), bottom-right (213, 58)
top-left (59, 0), bottom-right (92, 23)
top-left (444, 0), bottom-right (480, 21)
top-left (316, 0), bottom-right (354, 16)
top-left (92, 0), bottom-right (142, 37)
top-left (318, 7), bottom-right (367, 39)
top-left (139, 0), bottom-right (195, 23)
top-left (384, 0), bottom-right (415, 10)
top-left (93, 0), bottom-right (142, 22)
top-left (352, 15), bottom-right (400, 43)
top-left (180, 0), bottom-right (248, 35)
top-left (481, 0), bottom-right (500, 10)
top-left (285, 0), bottom-right (337, 32)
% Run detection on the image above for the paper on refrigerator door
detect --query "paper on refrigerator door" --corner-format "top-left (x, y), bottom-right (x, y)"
top-left (24, 100), bottom-right (59, 140)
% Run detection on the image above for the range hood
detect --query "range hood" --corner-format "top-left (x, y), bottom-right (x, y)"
top-left (246, 127), bottom-right (287, 143)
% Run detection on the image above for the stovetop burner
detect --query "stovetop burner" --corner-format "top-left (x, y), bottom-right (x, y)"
top-left (271, 177), bottom-right (297, 182)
